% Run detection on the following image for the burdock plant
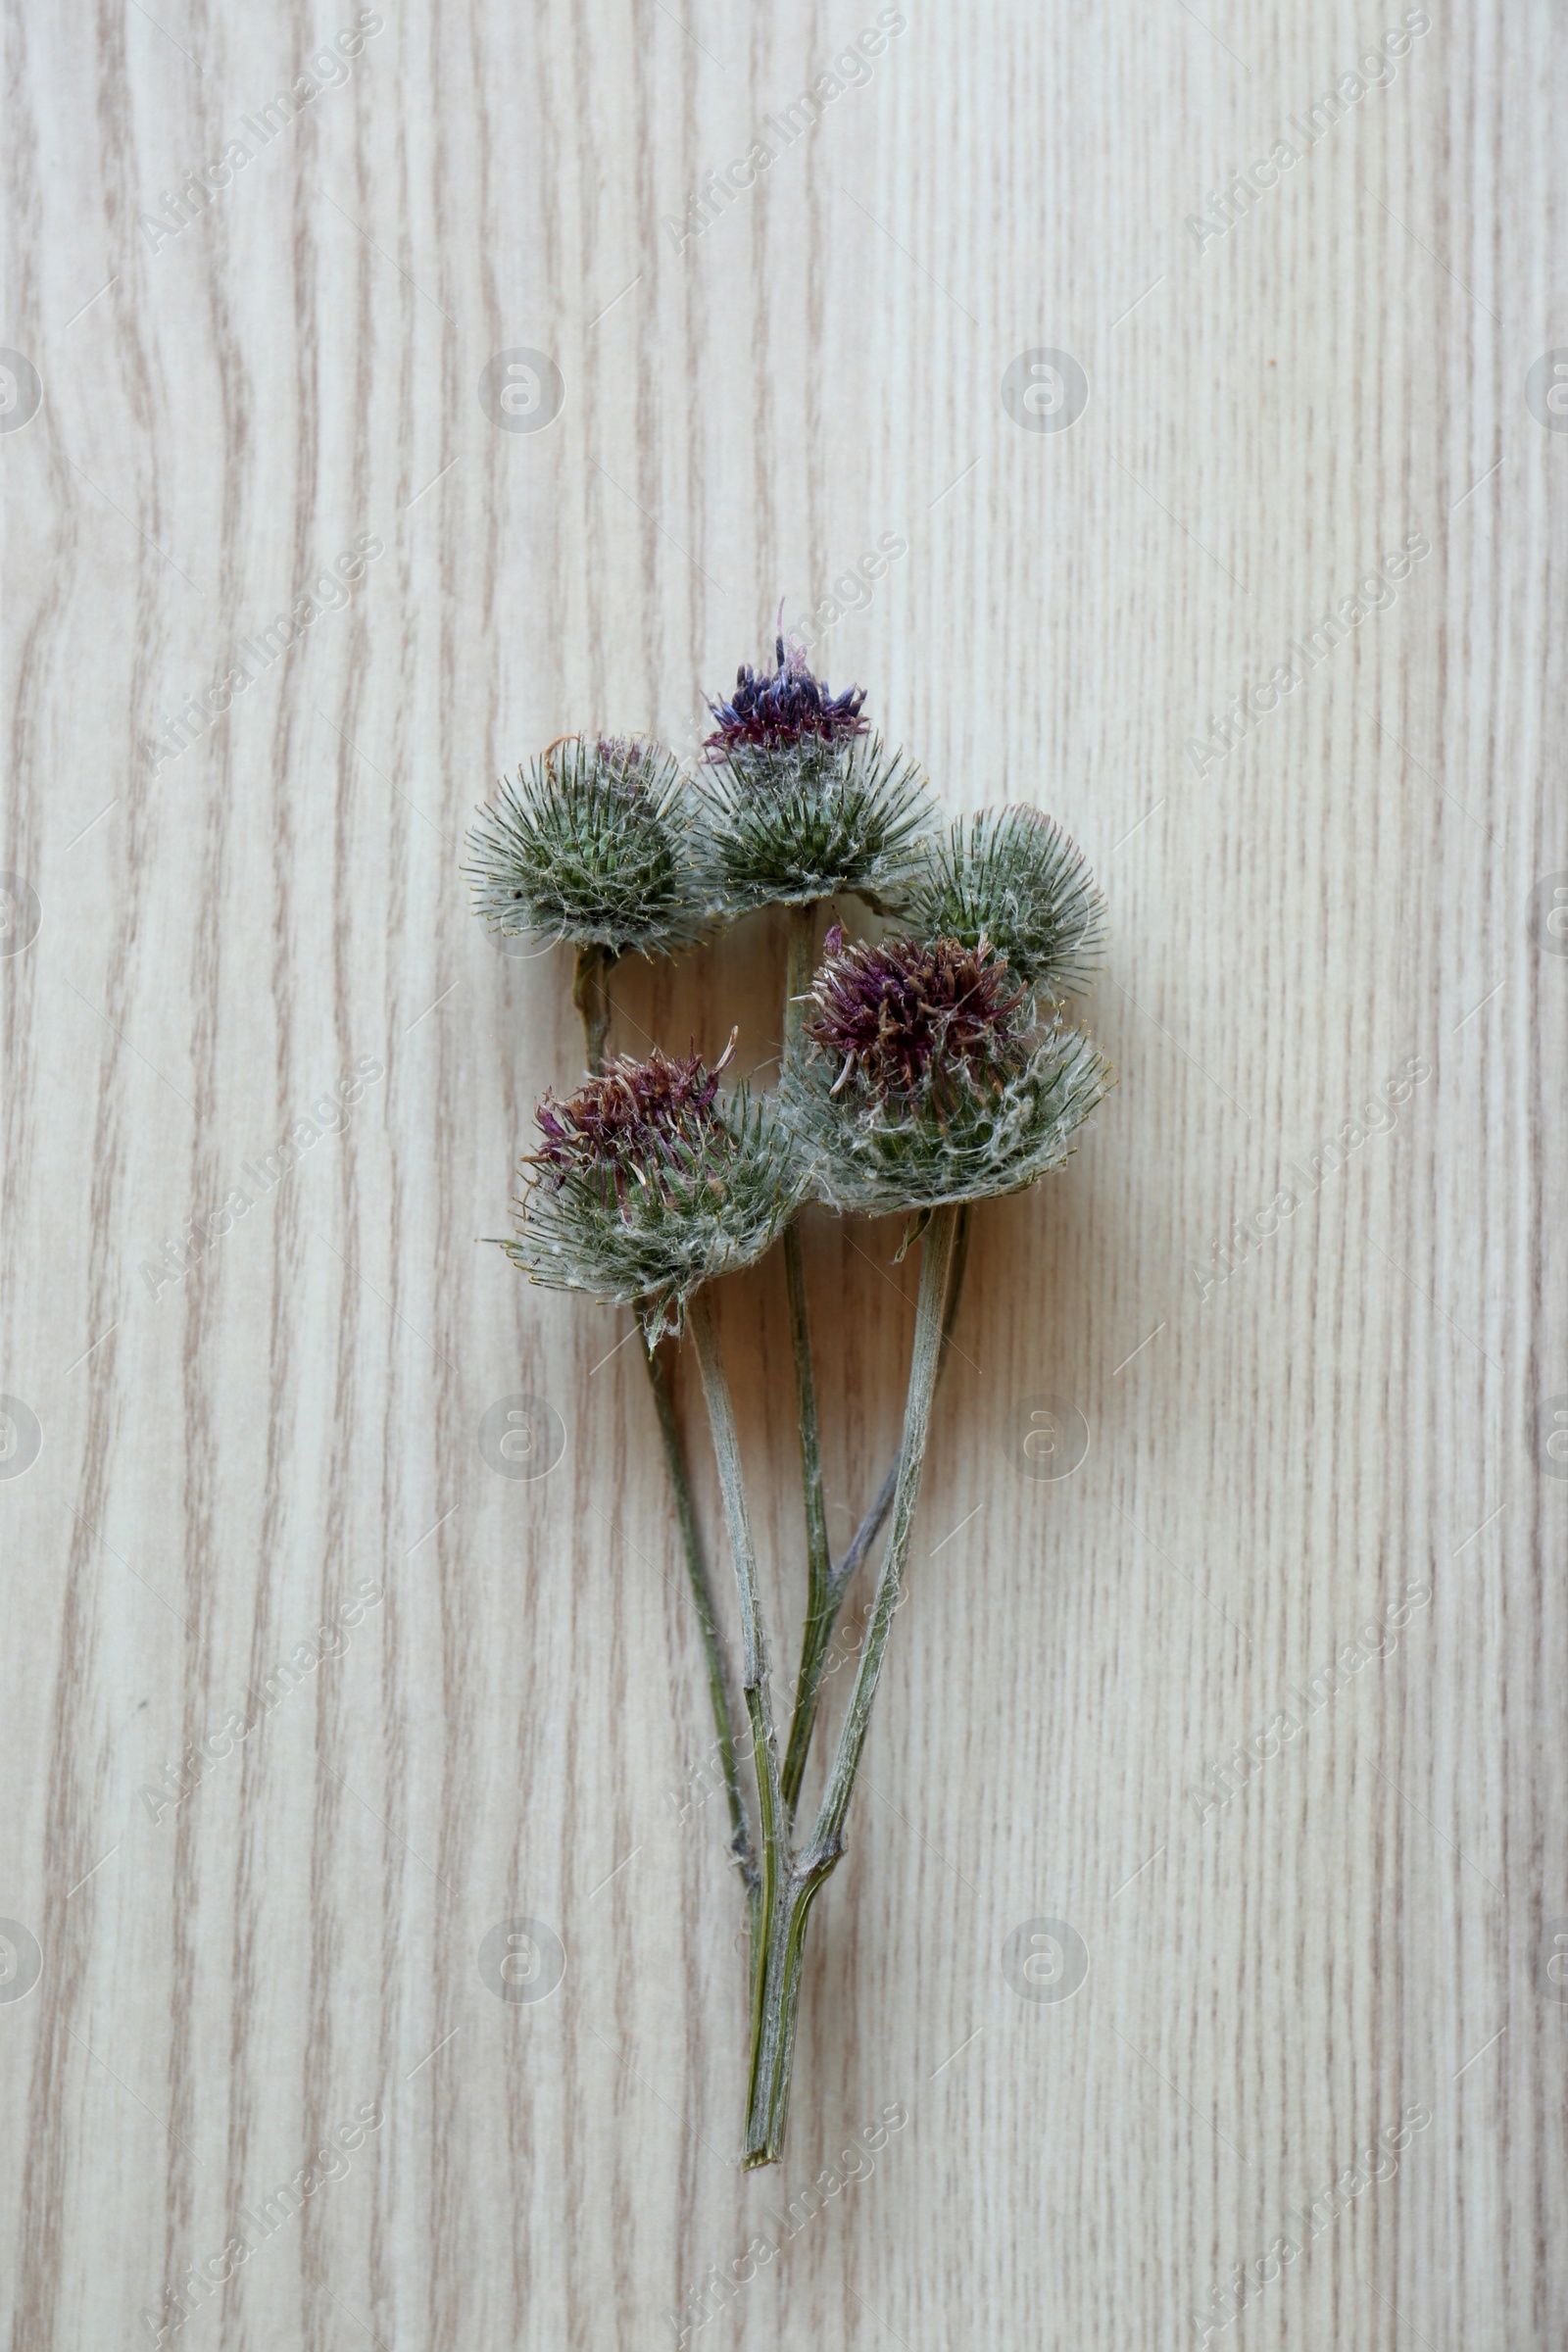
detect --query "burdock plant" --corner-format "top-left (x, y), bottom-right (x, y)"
top-left (469, 644), bottom-right (1110, 2168)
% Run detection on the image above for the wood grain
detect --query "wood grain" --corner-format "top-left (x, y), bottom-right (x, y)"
top-left (2, 0), bottom-right (1565, 2343)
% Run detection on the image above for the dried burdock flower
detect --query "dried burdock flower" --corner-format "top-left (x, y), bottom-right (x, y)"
top-left (906, 805), bottom-right (1107, 1000)
top-left (506, 1039), bottom-right (807, 1345)
top-left (699, 733), bottom-right (937, 914)
top-left (703, 634), bottom-right (868, 757)
top-left (531, 1039), bottom-right (730, 1181)
top-left (804, 925), bottom-right (1030, 1106)
top-left (782, 926), bottom-right (1109, 1219)
top-left (466, 734), bottom-right (717, 957)
top-left (698, 639), bottom-right (936, 913)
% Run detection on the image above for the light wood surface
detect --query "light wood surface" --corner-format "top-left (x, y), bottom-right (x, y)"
top-left (3, 1), bottom-right (1565, 2344)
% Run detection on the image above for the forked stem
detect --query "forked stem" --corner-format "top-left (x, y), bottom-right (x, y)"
top-left (780, 1225), bottom-right (831, 1816)
top-left (722, 1206), bottom-right (959, 2166)
top-left (782, 1200), bottom-right (971, 1812)
top-left (802, 1202), bottom-right (958, 1868)
top-left (646, 1343), bottom-right (757, 1899)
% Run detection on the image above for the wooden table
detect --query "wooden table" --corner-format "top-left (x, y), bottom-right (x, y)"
top-left (3, 2), bottom-right (1563, 2342)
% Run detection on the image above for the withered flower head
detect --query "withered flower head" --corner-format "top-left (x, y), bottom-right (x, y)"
top-left (805, 925), bottom-right (1029, 1108)
top-left (698, 641), bottom-right (935, 914)
top-left (532, 1040), bottom-right (734, 1185)
top-left (906, 806), bottom-right (1106, 1001)
top-left (508, 1039), bottom-right (807, 1343)
top-left (782, 925), bottom-right (1109, 1220)
top-left (704, 637), bottom-right (868, 759)
top-left (466, 734), bottom-right (718, 958)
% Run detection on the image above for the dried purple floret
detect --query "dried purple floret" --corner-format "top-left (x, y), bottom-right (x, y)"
top-left (804, 926), bottom-right (1028, 1108)
top-left (530, 1036), bottom-right (738, 1191)
top-left (704, 638), bottom-right (868, 759)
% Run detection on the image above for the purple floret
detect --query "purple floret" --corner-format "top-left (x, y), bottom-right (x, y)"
top-left (531, 1037), bottom-right (737, 1185)
top-left (806, 927), bottom-right (1027, 1105)
top-left (704, 638), bottom-right (867, 759)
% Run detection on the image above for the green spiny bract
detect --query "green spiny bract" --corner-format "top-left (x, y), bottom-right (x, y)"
top-left (780, 929), bottom-right (1109, 1218)
top-left (466, 736), bottom-right (719, 958)
top-left (506, 1042), bottom-right (808, 1346)
top-left (697, 731), bottom-right (938, 914)
top-left (905, 806), bottom-right (1106, 1001)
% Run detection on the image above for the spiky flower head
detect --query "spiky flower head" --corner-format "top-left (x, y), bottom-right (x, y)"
top-left (531, 1040), bottom-right (729, 1180)
top-left (507, 1038), bottom-right (808, 1344)
top-left (906, 806), bottom-right (1106, 1001)
top-left (466, 735), bottom-right (717, 959)
top-left (806, 927), bottom-right (1030, 1108)
top-left (704, 635), bottom-right (868, 759)
top-left (781, 926), bottom-right (1109, 1220)
top-left (699, 640), bottom-right (935, 914)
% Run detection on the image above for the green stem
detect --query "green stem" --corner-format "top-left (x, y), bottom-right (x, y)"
top-left (779, 902), bottom-right (834, 1819)
top-left (571, 941), bottom-right (613, 1073)
top-left (744, 1206), bottom-right (959, 2168)
top-left (646, 1343), bottom-right (757, 1898)
top-left (782, 1200), bottom-right (971, 1812)
top-left (571, 949), bottom-right (756, 1900)
top-left (779, 1226), bottom-right (831, 1817)
top-left (781, 908), bottom-right (828, 1611)
top-left (738, 1852), bottom-right (833, 2168)
top-left (686, 1286), bottom-right (788, 2159)
top-left (802, 1202), bottom-right (958, 1871)
top-left (781, 898), bottom-right (817, 1064)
